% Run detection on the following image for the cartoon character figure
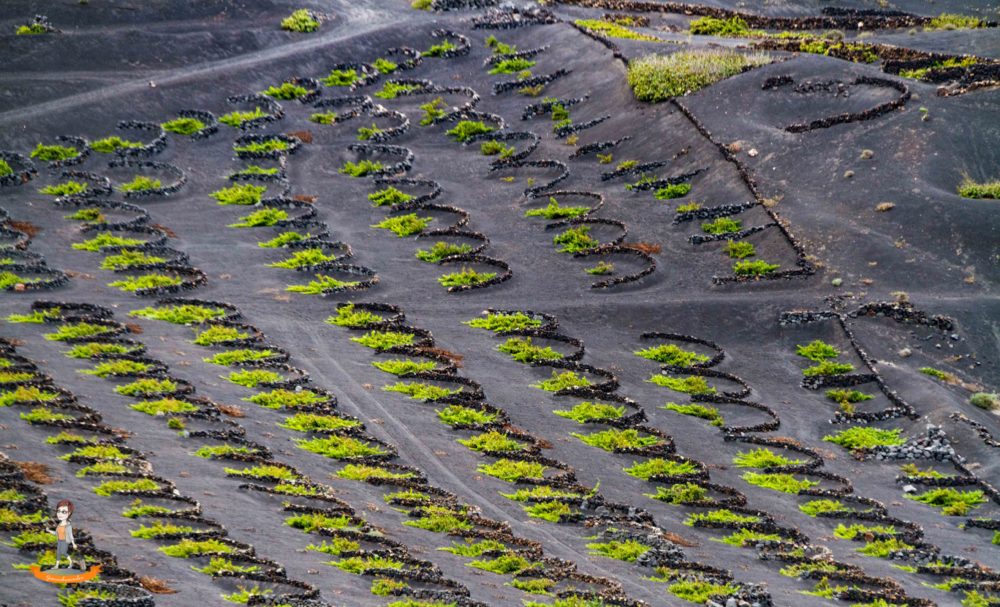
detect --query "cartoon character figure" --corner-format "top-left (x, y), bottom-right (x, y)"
top-left (49, 499), bottom-right (77, 570)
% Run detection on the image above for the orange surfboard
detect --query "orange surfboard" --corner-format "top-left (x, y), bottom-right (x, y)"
top-left (29, 564), bottom-right (102, 584)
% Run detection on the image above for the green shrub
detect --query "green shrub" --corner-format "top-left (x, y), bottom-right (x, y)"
top-left (221, 585), bottom-right (272, 603)
top-left (523, 501), bottom-right (572, 522)
top-left (224, 464), bottom-right (298, 482)
top-left (233, 164), bottom-right (279, 177)
top-left (646, 482), bottom-right (708, 504)
top-left (803, 360), bottom-right (854, 376)
top-left (245, 388), bottom-right (326, 409)
top-left (281, 412), bottom-right (358, 432)
top-left (532, 370), bottom-right (591, 391)
top-left (72, 232), bottom-right (146, 251)
top-left (281, 9), bottom-right (319, 32)
top-left (193, 325), bottom-right (248, 346)
top-left (0, 508), bottom-right (46, 524)
top-left (321, 69), bottom-right (357, 87)
top-left (702, 217), bottom-right (742, 234)
top-left (833, 523), bottom-right (898, 540)
top-left (131, 398), bottom-right (197, 415)
top-left (468, 552), bottom-right (537, 575)
top-left (742, 472), bottom-right (817, 494)
top-left (497, 336), bottom-right (561, 363)
top-left (416, 241), bottom-right (472, 263)
top-left (115, 378), bottom-right (177, 397)
top-left (305, 537), bottom-right (361, 555)
top-left (826, 389), bottom-right (873, 407)
top-left (654, 183), bottom-right (691, 200)
top-left (131, 303), bottom-right (225, 324)
top-left (715, 528), bottom-right (783, 547)
top-left (668, 579), bottom-right (737, 603)
top-left (331, 554), bottom-right (403, 574)
top-left (373, 57), bottom-right (398, 74)
top-left (161, 117), bottom-right (205, 135)
top-left (372, 359), bottom-right (437, 375)
top-left (690, 15), bottom-right (755, 36)
top-left (100, 250), bottom-right (166, 270)
top-left (286, 274), bottom-right (360, 294)
top-left (648, 374), bottom-right (715, 395)
top-left (193, 444), bottom-right (255, 459)
top-left (554, 401), bottom-right (624, 423)
top-left (210, 184), bottom-right (266, 206)
top-left (404, 507), bottom-right (471, 532)
top-left (31, 143), bottom-right (79, 162)
top-left (732, 447), bottom-right (804, 468)
top-left (478, 459), bottom-right (545, 482)
top-left (258, 231), bottom-right (313, 248)
top-left (685, 509), bottom-right (759, 526)
top-left (734, 260), bottom-right (780, 276)
top-left (285, 512), bottom-right (352, 532)
top-left (263, 82), bottom-right (309, 100)
top-left (356, 123), bottom-right (385, 141)
top-left (856, 537), bottom-right (914, 558)
top-left (0, 386), bottom-right (58, 406)
top-left (193, 557), bottom-right (260, 575)
top-left (724, 240), bottom-right (756, 259)
top-left (799, 499), bottom-right (848, 516)
top-left (628, 50), bottom-right (771, 102)
top-left (437, 405), bottom-right (496, 426)
top-left (458, 431), bottom-right (525, 453)
top-left (572, 428), bottom-right (662, 451)
top-left (524, 197), bottom-right (590, 219)
top-left (369, 186), bottom-right (413, 207)
top-left (634, 344), bottom-right (709, 366)
top-left (502, 485), bottom-right (585, 503)
top-left (796, 340), bottom-right (839, 361)
top-left (374, 82), bottom-right (421, 100)
top-left (269, 249), bottom-right (336, 270)
top-left (446, 120), bottom-right (494, 143)
top-left (21, 407), bottom-right (73, 424)
top-left (969, 392), bottom-right (1000, 410)
top-left (418, 97), bottom-right (447, 125)
top-left (907, 488), bottom-right (985, 516)
top-left (108, 273), bottom-right (183, 292)
top-left (957, 176), bottom-right (1000, 199)
top-left (336, 464), bottom-right (414, 481)
top-left (926, 13), bottom-right (984, 30)
top-left (326, 303), bottom-right (381, 328)
top-left (219, 107), bottom-right (267, 127)
top-left (351, 330), bottom-right (414, 350)
top-left (664, 402), bottom-right (723, 426)
top-left (297, 435), bottom-right (385, 459)
top-left (383, 381), bottom-right (460, 402)
top-left (372, 213), bottom-right (432, 237)
top-left (203, 349), bottom-right (275, 365)
top-left (466, 312), bottom-right (541, 332)
top-left (41, 181), bottom-right (89, 196)
top-left (118, 176), bottom-right (162, 192)
top-left (233, 139), bottom-right (288, 154)
top-left (438, 268), bottom-right (496, 287)
top-left (90, 136), bottom-right (143, 153)
top-left (61, 444), bottom-right (128, 460)
top-left (44, 321), bottom-right (111, 341)
top-left (677, 202), bottom-right (702, 213)
top-left (553, 225), bottom-right (598, 253)
top-left (823, 427), bottom-right (903, 450)
top-left (131, 521), bottom-right (196, 539)
top-left (66, 342), bottom-right (138, 359)
top-left (480, 140), bottom-right (515, 158)
top-left (585, 261), bottom-right (614, 275)
top-left (81, 359), bottom-right (152, 377)
top-left (93, 478), bottom-right (160, 496)
top-left (575, 19), bottom-right (659, 41)
top-left (489, 58), bottom-right (536, 74)
top-left (340, 159), bottom-right (384, 177)
top-left (485, 35), bottom-right (516, 54)
top-left (422, 39), bottom-right (458, 58)
top-left (160, 538), bottom-right (233, 557)
top-left (624, 458), bottom-right (697, 479)
top-left (229, 208), bottom-right (287, 228)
